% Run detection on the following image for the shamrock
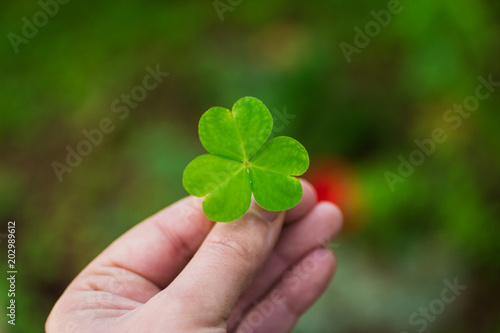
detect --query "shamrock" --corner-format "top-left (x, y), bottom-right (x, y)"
top-left (182, 97), bottom-right (309, 222)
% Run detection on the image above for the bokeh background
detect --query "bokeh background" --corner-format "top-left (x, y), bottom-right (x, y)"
top-left (1, 0), bottom-right (500, 332)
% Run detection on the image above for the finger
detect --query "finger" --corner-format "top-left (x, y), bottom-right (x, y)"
top-left (79, 196), bottom-right (214, 291)
top-left (147, 201), bottom-right (286, 327)
top-left (236, 247), bottom-right (336, 333)
top-left (284, 178), bottom-right (318, 223)
top-left (227, 202), bottom-right (342, 329)
top-left (79, 178), bottom-right (314, 293)
top-left (72, 178), bottom-right (315, 302)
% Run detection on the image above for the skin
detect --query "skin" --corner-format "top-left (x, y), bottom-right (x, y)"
top-left (46, 179), bottom-right (343, 333)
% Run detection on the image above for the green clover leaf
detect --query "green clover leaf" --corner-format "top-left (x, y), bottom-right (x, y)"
top-left (183, 97), bottom-right (309, 222)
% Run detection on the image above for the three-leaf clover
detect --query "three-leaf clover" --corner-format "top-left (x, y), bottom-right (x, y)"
top-left (183, 97), bottom-right (309, 222)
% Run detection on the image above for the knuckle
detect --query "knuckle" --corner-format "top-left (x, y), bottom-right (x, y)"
top-left (206, 234), bottom-right (257, 263)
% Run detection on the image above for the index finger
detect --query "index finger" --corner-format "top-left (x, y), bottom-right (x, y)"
top-left (87, 196), bottom-right (214, 288)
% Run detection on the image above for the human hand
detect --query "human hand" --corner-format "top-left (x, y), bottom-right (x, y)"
top-left (46, 179), bottom-right (343, 333)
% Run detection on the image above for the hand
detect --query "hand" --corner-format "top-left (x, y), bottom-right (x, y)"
top-left (46, 179), bottom-right (343, 333)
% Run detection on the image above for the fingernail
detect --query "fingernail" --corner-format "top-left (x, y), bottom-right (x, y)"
top-left (259, 208), bottom-right (280, 222)
top-left (311, 247), bottom-right (334, 263)
top-left (248, 202), bottom-right (281, 223)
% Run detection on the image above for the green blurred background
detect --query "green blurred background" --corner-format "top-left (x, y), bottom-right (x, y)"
top-left (1, 0), bottom-right (500, 332)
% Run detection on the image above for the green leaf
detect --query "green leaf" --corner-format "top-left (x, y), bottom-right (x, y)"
top-left (232, 97), bottom-right (273, 160)
top-left (183, 154), bottom-right (251, 221)
top-left (248, 136), bottom-right (309, 211)
top-left (198, 97), bottom-right (273, 162)
top-left (183, 154), bottom-right (244, 197)
top-left (202, 168), bottom-right (252, 222)
top-left (199, 107), bottom-right (245, 162)
top-left (250, 136), bottom-right (309, 175)
top-left (183, 97), bottom-right (310, 222)
top-left (248, 167), bottom-right (303, 212)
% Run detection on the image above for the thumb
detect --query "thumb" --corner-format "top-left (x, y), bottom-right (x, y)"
top-left (147, 200), bottom-right (285, 327)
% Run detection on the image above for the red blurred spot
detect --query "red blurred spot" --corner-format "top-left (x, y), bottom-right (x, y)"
top-left (306, 157), bottom-right (365, 233)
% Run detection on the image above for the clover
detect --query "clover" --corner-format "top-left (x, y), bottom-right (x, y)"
top-left (182, 97), bottom-right (309, 222)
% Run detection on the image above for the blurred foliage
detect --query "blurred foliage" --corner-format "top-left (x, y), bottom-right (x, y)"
top-left (1, 0), bottom-right (499, 332)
